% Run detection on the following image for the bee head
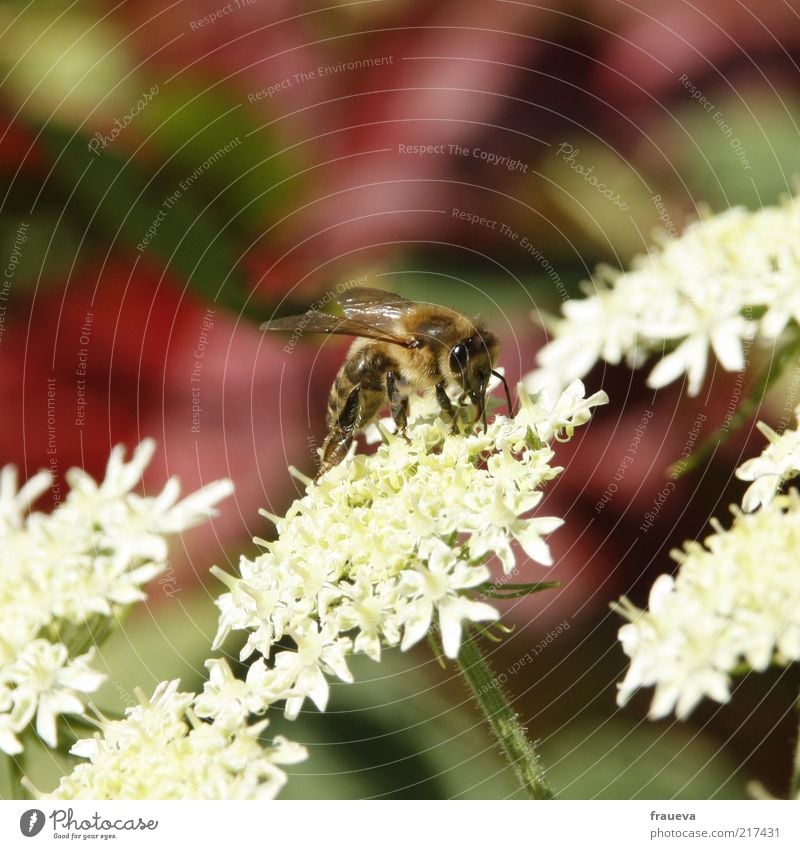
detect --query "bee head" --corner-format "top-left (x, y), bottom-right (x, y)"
top-left (447, 327), bottom-right (499, 427)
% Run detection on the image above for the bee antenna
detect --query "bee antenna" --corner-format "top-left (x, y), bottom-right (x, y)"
top-left (491, 370), bottom-right (514, 416)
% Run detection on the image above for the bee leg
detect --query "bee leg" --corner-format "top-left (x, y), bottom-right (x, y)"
top-left (386, 371), bottom-right (410, 442)
top-left (318, 384), bottom-right (361, 478)
top-left (436, 381), bottom-right (458, 434)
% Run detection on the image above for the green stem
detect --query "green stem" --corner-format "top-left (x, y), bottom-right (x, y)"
top-left (670, 333), bottom-right (800, 479)
top-left (791, 697), bottom-right (800, 799)
top-left (455, 628), bottom-right (553, 799)
top-left (5, 753), bottom-right (27, 800)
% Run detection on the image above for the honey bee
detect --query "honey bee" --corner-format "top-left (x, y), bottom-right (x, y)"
top-left (261, 287), bottom-right (512, 477)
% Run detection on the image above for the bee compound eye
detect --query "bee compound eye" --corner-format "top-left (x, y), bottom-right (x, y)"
top-left (449, 342), bottom-right (469, 375)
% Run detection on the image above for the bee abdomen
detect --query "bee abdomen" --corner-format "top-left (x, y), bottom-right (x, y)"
top-left (326, 347), bottom-right (392, 432)
top-left (326, 371), bottom-right (351, 425)
top-left (342, 347), bottom-right (392, 391)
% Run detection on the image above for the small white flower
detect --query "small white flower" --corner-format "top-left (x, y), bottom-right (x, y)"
top-left (46, 680), bottom-right (307, 800)
top-left (530, 290), bottom-right (639, 396)
top-left (64, 440), bottom-right (156, 507)
top-left (3, 641), bottom-right (105, 748)
top-left (335, 573), bottom-right (402, 662)
top-left (736, 412), bottom-right (800, 511)
top-left (0, 441), bottom-right (233, 753)
top-left (761, 286), bottom-right (800, 338)
top-left (514, 379), bottom-right (609, 445)
top-left (528, 195), bottom-right (800, 397)
top-left (193, 658), bottom-right (278, 730)
top-left (214, 382), bottom-right (605, 717)
top-left (0, 716), bottom-right (23, 756)
top-left (0, 687), bottom-right (24, 755)
top-left (273, 623), bottom-right (354, 719)
top-left (0, 467), bottom-right (51, 530)
top-left (615, 490), bottom-right (800, 719)
top-left (395, 540), bottom-right (498, 657)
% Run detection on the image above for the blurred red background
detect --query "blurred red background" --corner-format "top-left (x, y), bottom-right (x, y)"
top-left (3, 0), bottom-right (800, 798)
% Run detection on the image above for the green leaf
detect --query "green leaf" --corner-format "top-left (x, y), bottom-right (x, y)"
top-left (38, 122), bottom-right (257, 316)
top-left (540, 717), bottom-right (746, 799)
top-left (276, 649), bottom-right (522, 799)
top-left (479, 580), bottom-right (560, 599)
top-left (91, 587), bottom-right (223, 716)
top-left (0, 214), bottom-right (81, 294)
top-left (139, 83), bottom-right (299, 237)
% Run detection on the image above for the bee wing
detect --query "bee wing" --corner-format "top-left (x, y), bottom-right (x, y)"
top-left (260, 308), bottom-right (413, 346)
top-left (337, 287), bottom-right (418, 326)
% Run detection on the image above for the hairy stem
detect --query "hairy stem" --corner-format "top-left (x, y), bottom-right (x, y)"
top-left (791, 696), bottom-right (800, 799)
top-left (455, 628), bottom-right (553, 799)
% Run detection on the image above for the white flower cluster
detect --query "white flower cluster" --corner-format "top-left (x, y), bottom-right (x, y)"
top-left (527, 195), bottom-right (800, 397)
top-left (735, 406), bottom-right (800, 512)
top-left (616, 407), bottom-right (800, 719)
top-left (46, 678), bottom-right (306, 800)
top-left (615, 490), bottom-right (800, 720)
top-left (0, 440), bottom-right (233, 755)
top-left (213, 381), bottom-right (608, 720)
